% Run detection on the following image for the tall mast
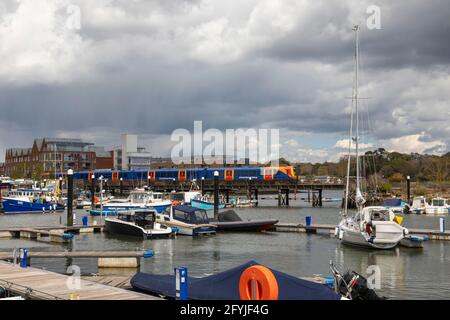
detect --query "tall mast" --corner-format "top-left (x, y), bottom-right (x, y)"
top-left (354, 25), bottom-right (360, 194)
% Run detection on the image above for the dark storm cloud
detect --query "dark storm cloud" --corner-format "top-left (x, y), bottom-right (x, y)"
top-left (260, 0), bottom-right (450, 71)
top-left (0, 0), bottom-right (449, 160)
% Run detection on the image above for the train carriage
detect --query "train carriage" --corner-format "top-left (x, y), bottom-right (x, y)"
top-left (61, 165), bottom-right (296, 183)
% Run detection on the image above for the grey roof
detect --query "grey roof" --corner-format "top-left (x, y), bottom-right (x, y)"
top-left (43, 137), bottom-right (94, 146)
top-left (88, 146), bottom-right (112, 158)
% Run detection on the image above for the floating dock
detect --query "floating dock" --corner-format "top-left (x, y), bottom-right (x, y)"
top-left (0, 250), bottom-right (153, 268)
top-left (275, 223), bottom-right (450, 241)
top-left (0, 260), bottom-right (159, 300)
top-left (0, 225), bottom-right (104, 243)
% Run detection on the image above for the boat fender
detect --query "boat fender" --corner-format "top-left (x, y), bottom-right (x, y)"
top-left (393, 215), bottom-right (403, 225)
top-left (143, 249), bottom-right (154, 258)
top-left (239, 265), bottom-right (279, 300)
top-left (334, 227), bottom-right (339, 237)
top-left (63, 234), bottom-right (74, 239)
top-left (339, 229), bottom-right (344, 240)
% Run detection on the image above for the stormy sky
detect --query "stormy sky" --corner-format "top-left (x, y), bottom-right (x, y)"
top-left (0, 0), bottom-right (449, 163)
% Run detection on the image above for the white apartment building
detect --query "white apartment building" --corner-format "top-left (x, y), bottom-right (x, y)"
top-left (113, 134), bottom-right (152, 171)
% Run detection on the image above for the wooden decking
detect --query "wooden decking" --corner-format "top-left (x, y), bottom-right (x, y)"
top-left (0, 261), bottom-right (160, 300)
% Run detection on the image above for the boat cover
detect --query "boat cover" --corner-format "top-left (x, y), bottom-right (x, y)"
top-left (217, 210), bottom-right (242, 222)
top-left (383, 198), bottom-right (404, 207)
top-left (130, 260), bottom-right (340, 300)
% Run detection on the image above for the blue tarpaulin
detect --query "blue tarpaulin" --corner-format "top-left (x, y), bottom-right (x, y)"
top-left (130, 261), bottom-right (341, 300)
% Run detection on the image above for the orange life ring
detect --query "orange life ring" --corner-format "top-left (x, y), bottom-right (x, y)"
top-left (239, 265), bottom-right (279, 300)
top-left (171, 200), bottom-right (181, 206)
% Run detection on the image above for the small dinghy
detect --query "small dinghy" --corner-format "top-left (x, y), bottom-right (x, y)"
top-left (131, 260), bottom-right (341, 300)
top-left (211, 210), bottom-right (278, 232)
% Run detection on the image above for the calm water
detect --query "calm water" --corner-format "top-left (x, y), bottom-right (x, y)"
top-left (1, 191), bottom-right (449, 300)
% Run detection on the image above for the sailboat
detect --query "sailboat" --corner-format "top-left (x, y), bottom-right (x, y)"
top-left (335, 26), bottom-right (408, 249)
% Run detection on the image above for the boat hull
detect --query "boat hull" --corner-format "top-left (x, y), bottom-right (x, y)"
top-left (191, 199), bottom-right (225, 210)
top-left (103, 203), bottom-right (170, 213)
top-left (213, 220), bottom-right (278, 232)
top-left (157, 217), bottom-right (216, 236)
top-left (337, 223), bottom-right (403, 250)
top-left (2, 198), bottom-right (64, 214)
top-left (104, 219), bottom-right (172, 239)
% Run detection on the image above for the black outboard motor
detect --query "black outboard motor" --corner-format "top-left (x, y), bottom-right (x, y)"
top-left (339, 270), bottom-right (385, 300)
top-left (330, 261), bottom-right (386, 300)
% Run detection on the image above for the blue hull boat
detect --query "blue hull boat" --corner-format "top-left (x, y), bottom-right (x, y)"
top-left (191, 199), bottom-right (225, 211)
top-left (131, 260), bottom-right (341, 300)
top-left (89, 210), bottom-right (118, 216)
top-left (2, 198), bottom-right (64, 214)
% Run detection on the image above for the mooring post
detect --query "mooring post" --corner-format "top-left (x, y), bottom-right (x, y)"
top-left (278, 189), bottom-right (282, 207)
top-left (59, 176), bottom-right (63, 203)
top-left (120, 177), bottom-right (123, 196)
top-left (225, 189), bottom-right (230, 204)
top-left (67, 169), bottom-right (74, 227)
top-left (254, 188), bottom-right (259, 207)
top-left (201, 177), bottom-right (205, 196)
top-left (307, 189), bottom-right (311, 203)
top-left (406, 176), bottom-right (411, 205)
top-left (90, 173), bottom-right (96, 210)
top-left (285, 189), bottom-right (290, 206)
top-left (175, 267), bottom-right (188, 300)
top-left (19, 248), bottom-right (28, 268)
top-left (318, 189), bottom-right (323, 207)
top-left (213, 171), bottom-right (219, 220)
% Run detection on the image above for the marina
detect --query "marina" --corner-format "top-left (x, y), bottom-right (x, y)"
top-left (0, 0), bottom-right (449, 306)
top-left (1, 196), bottom-right (450, 299)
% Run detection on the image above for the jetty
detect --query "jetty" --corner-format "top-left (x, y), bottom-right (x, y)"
top-left (0, 260), bottom-right (159, 300)
top-left (0, 224), bottom-right (103, 243)
top-left (275, 222), bottom-right (450, 241)
top-left (0, 250), bottom-right (153, 268)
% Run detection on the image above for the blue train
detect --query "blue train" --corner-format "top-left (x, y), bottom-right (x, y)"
top-left (65, 166), bottom-right (296, 183)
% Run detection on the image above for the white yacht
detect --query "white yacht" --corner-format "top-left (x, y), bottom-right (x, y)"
top-left (335, 26), bottom-right (408, 249)
top-left (425, 197), bottom-right (449, 216)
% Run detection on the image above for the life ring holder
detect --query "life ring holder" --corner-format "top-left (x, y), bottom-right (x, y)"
top-left (239, 265), bottom-right (279, 300)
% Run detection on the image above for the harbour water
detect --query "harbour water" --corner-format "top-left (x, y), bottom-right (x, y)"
top-left (1, 191), bottom-right (449, 300)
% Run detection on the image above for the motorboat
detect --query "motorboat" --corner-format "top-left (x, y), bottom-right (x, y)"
top-left (104, 210), bottom-right (174, 239)
top-left (382, 197), bottom-right (409, 214)
top-left (158, 205), bottom-right (216, 236)
top-left (103, 189), bottom-right (171, 213)
top-left (229, 198), bottom-right (257, 208)
top-left (411, 196), bottom-right (429, 214)
top-left (425, 197), bottom-right (449, 216)
top-left (191, 195), bottom-right (226, 210)
top-left (210, 210), bottom-right (278, 232)
top-left (1, 188), bottom-right (64, 214)
top-left (335, 26), bottom-right (408, 249)
top-left (167, 191), bottom-right (202, 205)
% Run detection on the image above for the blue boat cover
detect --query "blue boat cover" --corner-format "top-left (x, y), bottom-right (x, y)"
top-left (383, 198), bottom-right (403, 207)
top-left (130, 261), bottom-right (340, 300)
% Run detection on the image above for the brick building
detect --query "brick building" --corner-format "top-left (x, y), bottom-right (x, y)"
top-left (4, 138), bottom-right (113, 178)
